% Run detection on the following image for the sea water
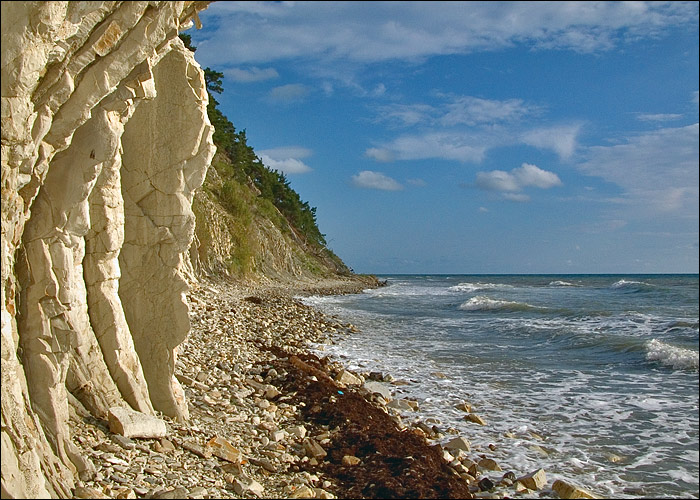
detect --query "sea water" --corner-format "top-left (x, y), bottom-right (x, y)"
top-left (301, 275), bottom-right (699, 499)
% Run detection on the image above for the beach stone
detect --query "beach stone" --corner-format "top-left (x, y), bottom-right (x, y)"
top-left (207, 436), bottom-right (242, 463)
top-left (73, 487), bottom-right (104, 499)
top-left (188, 486), bottom-right (209, 499)
top-left (478, 458), bottom-right (502, 471)
top-left (518, 468), bottom-right (547, 491)
top-left (290, 485), bottom-right (315, 498)
top-left (288, 425), bottom-right (307, 439)
top-left (444, 436), bottom-right (471, 453)
top-left (514, 481), bottom-right (531, 493)
top-left (271, 430), bottom-right (287, 442)
top-left (478, 477), bottom-right (495, 491)
top-left (265, 386), bottom-right (281, 399)
top-left (181, 440), bottom-right (212, 459)
top-left (114, 488), bottom-right (137, 499)
top-left (158, 438), bottom-right (175, 452)
top-left (342, 455), bottom-right (361, 466)
top-left (386, 399), bottom-right (413, 411)
top-left (465, 413), bottom-right (487, 426)
top-left (108, 407), bottom-right (167, 439)
top-left (363, 381), bottom-right (393, 400)
top-left (552, 479), bottom-right (597, 499)
top-left (455, 401), bottom-right (472, 412)
top-left (314, 488), bottom-right (335, 499)
top-left (335, 370), bottom-right (362, 386)
top-left (303, 438), bottom-right (327, 460)
top-left (151, 488), bottom-right (188, 499)
top-left (110, 434), bottom-right (136, 450)
top-left (232, 476), bottom-right (265, 497)
top-left (501, 471), bottom-right (517, 482)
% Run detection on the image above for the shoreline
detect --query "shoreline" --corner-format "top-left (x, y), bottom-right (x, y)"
top-left (68, 275), bottom-right (593, 499)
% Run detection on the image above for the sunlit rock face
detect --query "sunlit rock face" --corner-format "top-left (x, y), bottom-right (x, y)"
top-left (1, 2), bottom-right (214, 497)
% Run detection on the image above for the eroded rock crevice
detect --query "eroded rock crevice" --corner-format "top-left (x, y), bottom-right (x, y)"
top-left (1, 2), bottom-right (214, 497)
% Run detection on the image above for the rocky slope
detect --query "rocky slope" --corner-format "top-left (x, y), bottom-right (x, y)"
top-left (189, 152), bottom-right (352, 285)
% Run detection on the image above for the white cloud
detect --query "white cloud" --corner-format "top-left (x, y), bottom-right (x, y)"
top-left (258, 146), bottom-right (314, 174)
top-left (476, 169), bottom-right (521, 192)
top-left (259, 155), bottom-right (312, 174)
top-left (520, 124), bottom-right (582, 160)
top-left (365, 147), bottom-right (395, 162)
top-left (366, 132), bottom-right (489, 163)
top-left (502, 192), bottom-right (531, 202)
top-left (225, 66), bottom-right (279, 82)
top-left (196, 2), bottom-right (698, 67)
top-left (351, 171), bottom-right (403, 191)
top-left (479, 206), bottom-right (489, 213)
top-left (375, 95), bottom-right (539, 128)
top-left (514, 163), bottom-right (563, 189)
top-left (636, 113), bottom-right (683, 122)
top-left (259, 146), bottom-right (313, 160)
top-left (369, 94), bottom-right (578, 164)
top-left (366, 123), bottom-right (584, 165)
top-left (268, 83), bottom-right (310, 102)
top-left (439, 96), bottom-right (540, 127)
top-left (375, 103), bottom-right (436, 127)
top-left (577, 123), bottom-right (699, 215)
top-left (475, 163), bottom-right (562, 197)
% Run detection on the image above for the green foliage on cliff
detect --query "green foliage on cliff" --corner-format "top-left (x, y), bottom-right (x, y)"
top-left (181, 34), bottom-right (349, 277)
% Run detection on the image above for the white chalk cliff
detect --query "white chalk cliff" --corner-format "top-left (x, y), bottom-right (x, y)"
top-left (1, 2), bottom-right (215, 497)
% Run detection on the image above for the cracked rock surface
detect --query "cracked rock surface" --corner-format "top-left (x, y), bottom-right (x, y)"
top-left (2, 2), bottom-right (214, 496)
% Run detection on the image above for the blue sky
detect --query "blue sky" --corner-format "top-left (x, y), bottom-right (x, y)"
top-left (187, 1), bottom-right (699, 274)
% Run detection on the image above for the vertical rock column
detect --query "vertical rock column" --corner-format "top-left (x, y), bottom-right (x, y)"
top-left (83, 68), bottom-right (157, 416)
top-left (17, 106), bottom-right (126, 470)
top-left (119, 39), bottom-right (214, 421)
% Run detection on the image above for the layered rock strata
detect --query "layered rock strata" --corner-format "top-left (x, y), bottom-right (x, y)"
top-left (1, 2), bottom-right (214, 497)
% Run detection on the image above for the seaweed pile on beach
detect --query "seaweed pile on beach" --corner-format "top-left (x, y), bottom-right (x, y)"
top-left (265, 348), bottom-right (474, 499)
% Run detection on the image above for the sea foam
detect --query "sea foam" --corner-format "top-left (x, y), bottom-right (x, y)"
top-left (458, 295), bottom-right (534, 312)
top-left (449, 282), bottom-right (513, 293)
top-left (645, 339), bottom-right (699, 371)
top-left (549, 280), bottom-right (577, 287)
top-left (611, 279), bottom-right (654, 292)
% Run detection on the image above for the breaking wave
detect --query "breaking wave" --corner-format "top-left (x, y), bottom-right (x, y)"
top-left (611, 279), bottom-right (655, 292)
top-left (458, 295), bottom-right (537, 312)
top-left (549, 280), bottom-right (577, 287)
top-left (645, 339), bottom-right (699, 371)
top-left (449, 282), bottom-right (514, 293)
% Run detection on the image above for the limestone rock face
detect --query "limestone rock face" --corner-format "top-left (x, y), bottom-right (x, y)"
top-left (1, 2), bottom-right (214, 497)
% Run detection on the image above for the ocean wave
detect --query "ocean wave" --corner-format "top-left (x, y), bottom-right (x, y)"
top-left (610, 279), bottom-right (655, 292)
top-left (549, 280), bottom-right (577, 287)
top-left (364, 284), bottom-right (451, 297)
top-left (645, 339), bottom-right (699, 371)
top-left (666, 320), bottom-right (699, 330)
top-left (449, 282), bottom-right (513, 293)
top-left (458, 295), bottom-right (537, 312)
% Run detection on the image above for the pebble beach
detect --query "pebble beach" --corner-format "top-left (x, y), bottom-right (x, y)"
top-left (68, 276), bottom-right (595, 499)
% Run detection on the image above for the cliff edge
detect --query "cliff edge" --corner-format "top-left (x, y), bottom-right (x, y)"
top-left (1, 2), bottom-right (376, 498)
top-left (1, 2), bottom-right (215, 496)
